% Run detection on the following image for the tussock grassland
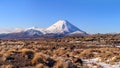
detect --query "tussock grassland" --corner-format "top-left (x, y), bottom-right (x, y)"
top-left (0, 34), bottom-right (120, 68)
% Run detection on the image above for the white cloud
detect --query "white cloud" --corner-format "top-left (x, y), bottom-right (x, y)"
top-left (0, 28), bottom-right (25, 34)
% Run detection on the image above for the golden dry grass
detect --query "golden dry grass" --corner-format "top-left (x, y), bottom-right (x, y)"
top-left (31, 53), bottom-right (48, 65)
top-left (0, 35), bottom-right (120, 67)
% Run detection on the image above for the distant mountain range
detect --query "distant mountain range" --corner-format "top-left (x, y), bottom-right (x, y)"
top-left (0, 20), bottom-right (87, 39)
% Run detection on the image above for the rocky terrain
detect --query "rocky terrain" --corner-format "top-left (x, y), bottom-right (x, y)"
top-left (0, 34), bottom-right (120, 68)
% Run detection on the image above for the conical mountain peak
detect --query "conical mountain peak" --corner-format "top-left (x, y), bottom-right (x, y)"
top-left (46, 20), bottom-right (85, 34)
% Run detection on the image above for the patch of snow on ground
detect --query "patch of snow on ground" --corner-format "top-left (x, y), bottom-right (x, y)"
top-left (116, 46), bottom-right (120, 48)
top-left (84, 58), bottom-right (120, 68)
top-left (99, 62), bottom-right (120, 68)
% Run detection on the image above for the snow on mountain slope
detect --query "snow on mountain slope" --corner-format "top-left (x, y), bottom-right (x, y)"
top-left (25, 27), bottom-right (46, 34)
top-left (24, 29), bottom-right (43, 36)
top-left (46, 20), bottom-right (86, 34)
top-left (23, 27), bottom-right (43, 35)
top-left (70, 31), bottom-right (86, 34)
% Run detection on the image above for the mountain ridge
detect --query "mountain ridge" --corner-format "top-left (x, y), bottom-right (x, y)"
top-left (0, 20), bottom-right (87, 39)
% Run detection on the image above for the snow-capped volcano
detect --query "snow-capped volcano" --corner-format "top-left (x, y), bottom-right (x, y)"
top-left (0, 20), bottom-right (87, 39)
top-left (46, 20), bottom-right (86, 34)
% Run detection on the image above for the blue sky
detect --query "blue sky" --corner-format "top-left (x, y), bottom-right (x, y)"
top-left (0, 0), bottom-right (120, 33)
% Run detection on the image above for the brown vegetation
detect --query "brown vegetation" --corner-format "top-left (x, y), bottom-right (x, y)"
top-left (0, 34), bottom-right (120, 67)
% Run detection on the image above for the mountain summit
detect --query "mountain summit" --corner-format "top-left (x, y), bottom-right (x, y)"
top-left (46, 20), bottom-right (86, 34)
